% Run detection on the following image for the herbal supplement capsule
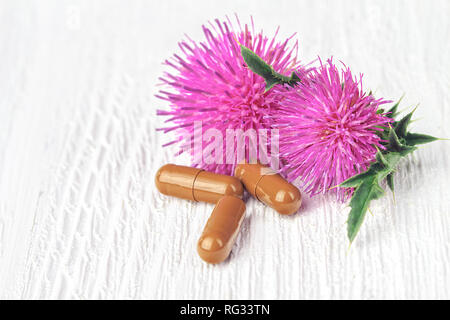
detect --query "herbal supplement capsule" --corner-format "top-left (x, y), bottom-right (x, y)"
top-left (234, 163), bottom-right (301, 215)
top-left (197, 196), bottom-right (246, 264)
top-left (155, 164), bottom-right (244, 203)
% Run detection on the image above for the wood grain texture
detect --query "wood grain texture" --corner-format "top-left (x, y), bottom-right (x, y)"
top-left (0, 0), bottom-right (449, 299)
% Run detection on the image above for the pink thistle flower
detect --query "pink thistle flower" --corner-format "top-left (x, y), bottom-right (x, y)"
top-left (273, 58), bottom-right (392, 200)
top-left (156, 16), bottom-right (308, 175)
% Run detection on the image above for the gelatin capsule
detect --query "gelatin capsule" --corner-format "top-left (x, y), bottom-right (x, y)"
top-left (197, 196), bottom-right (246, 264)
top-left (235, 163), bottom-right (301, 215)
top-left (155, 164), bottom-right (244, 203)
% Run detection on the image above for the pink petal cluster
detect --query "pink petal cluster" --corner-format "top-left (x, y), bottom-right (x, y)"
top-left (156, 17), bottom-right (394, 201)
top-left (156, 16), bottom-right (306, 175)
top-left (273, 59), bottom-right (392, 199)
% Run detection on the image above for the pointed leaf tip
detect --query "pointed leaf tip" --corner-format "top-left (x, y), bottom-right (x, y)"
top-left (395, 107), bottom-right (417, 139)
top-left (405, 132), bottom-right (439, 146)
top-left (386, 96), bottom-right (404, 119)
top-left (388, 127), bottom-right (402, 151)
top-left (387, 173), bottom-right (395, 192)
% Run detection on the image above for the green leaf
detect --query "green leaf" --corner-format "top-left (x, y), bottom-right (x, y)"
top-left (405, 132), bottom-right (439, 145)
top-left (381, 152), bottom-right (402, 172)
top-left (339, 170), bottom-right (376, 188)
top-left (388, 127), bottom-right (416, 155)
top-left (265, 77), bottom-right (280, 91)
top-left (240, 44), bottom-right (301, 92)
top-left (386, 96), bottom-right (403, 119)
top-left (388, 127), bottom-right (403, 151)
top-left (347, 177), bottom-right (385, 243)
top-left (375, 151), bottom-right (388, 168)
top-left (240, 45), bottom-right (274, 79)
top-left (386, 173), bottom-right (394, 192)
top-left (395, 107), bottom-right (416, 139)
top-left (341, 100), bottom-right (439, 244)
top-left (290, 72), bottom-right (301, 83)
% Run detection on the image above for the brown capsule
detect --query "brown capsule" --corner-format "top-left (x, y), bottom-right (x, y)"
top-left (197, 196), bottom-right (246, 264)
top-left (155, 164), bottom-right (244, 203)
top-left (235, 163), bottom-right (301, 215)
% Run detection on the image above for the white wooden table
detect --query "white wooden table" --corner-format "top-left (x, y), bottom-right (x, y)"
top-left (1, 0), bottom-right (449, 299)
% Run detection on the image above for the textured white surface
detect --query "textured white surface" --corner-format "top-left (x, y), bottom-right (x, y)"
top-left (0, 0), bottom-right (449, 300)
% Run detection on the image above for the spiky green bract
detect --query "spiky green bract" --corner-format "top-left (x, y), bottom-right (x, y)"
top-left (240, 45), bottom-right (301, 91)
top-left (340, 100), bottom-right (439, 243)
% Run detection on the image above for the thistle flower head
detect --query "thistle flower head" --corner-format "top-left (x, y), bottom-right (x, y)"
top-left (156, 16), bottom-right (307, 175)
top-left (274, 58), bottom-right (392, 199)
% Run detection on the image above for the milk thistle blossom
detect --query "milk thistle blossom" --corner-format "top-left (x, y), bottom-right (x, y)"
top-left (273, 59), bottom-right (392, 199)
top-left (156, 16), bottom-right (308, 175)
